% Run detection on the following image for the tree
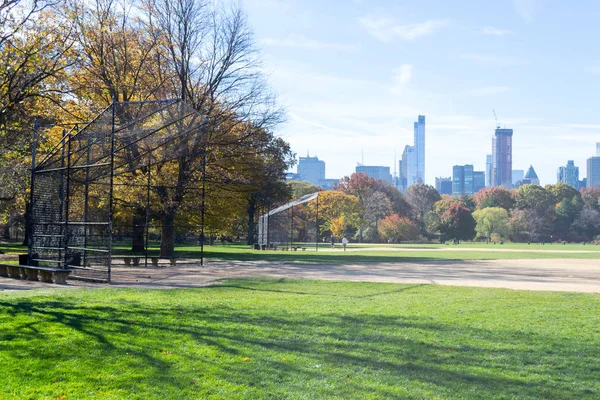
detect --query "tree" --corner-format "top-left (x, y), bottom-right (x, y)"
top-left (336, 173), bottom-right (406, 241)
top-left (439, 204), bottom-right (476, 242)
top-left (378, 214), bottom-right (419, 243)
top-left (336, 173), bottom-right (378, 204)
top-left (406, 184), bottom-right (441, 234)
top-left (513, 184), bottom-right (555, 240)
top-left (571, 208), bottom-right (600, 241)
top-left (473, 207), bottom-right (510, 242)
top-left (142, 0), bottom-right (285, 256)
top-left (364, 191), bottom-right (392, 225)
top-left (329, 215), bottom-right (347, 239)
top-left (580, 188), bottom-right (600, 211)
top-left (287, 180), bottom-right (319, 199)
top-left (473, 187), bottom-right (515, 211)
top-left (309, 191), bottom-right (362, 237)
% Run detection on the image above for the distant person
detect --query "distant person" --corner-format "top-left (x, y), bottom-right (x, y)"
top-left (342, 237), bottom-right (348, 251)
top-left (330, 235), bottom-right (335, 249)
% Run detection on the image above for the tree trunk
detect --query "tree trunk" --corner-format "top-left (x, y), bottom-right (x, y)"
top-left (131, 207), bottom-right (146, 253)
top-left (160, 209), bottom-right (175, 258)
top-left (247, 199), bottom-right (256, 245)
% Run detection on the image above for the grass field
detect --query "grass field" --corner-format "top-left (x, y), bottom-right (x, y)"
top-left (2, 241), bottom-right (600, 264)
top-left (1, 278), bottom-right (599, 399)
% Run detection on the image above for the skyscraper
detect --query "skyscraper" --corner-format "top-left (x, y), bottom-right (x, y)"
top-left (414, 115), bottom-right (425, 184)
top-left (485, 154), bottom-right (492, 187)
top-left (355, 165), bottom-right (392, 184)
top-left (473, 171), bottom-right (485, 193)
top-left (297, 155), bottom-right (325, 185)
top-left (452, 165), bottom-right (465, 196)
top-left (557, 160), bottom-right (579, 189)
top-left (512, 170), bottom-right (524, 186)
top-left (523, 165), bottom-right (540, 185)
top-left (492, 128), bottom-right (513, 188)
top-left (453, 165), bottom-right (485, 195)
top-left (587, 156), bottom-right (600, 189)
top-left (401, 145), bottom-right (416, 189)
top-left (597, 142), bottom-right (600, 156)
top-left (435, 177), bottom-right (452, 195)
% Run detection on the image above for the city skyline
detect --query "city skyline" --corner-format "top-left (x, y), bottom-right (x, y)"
top-left (242, 0), bottom-right (600, 185)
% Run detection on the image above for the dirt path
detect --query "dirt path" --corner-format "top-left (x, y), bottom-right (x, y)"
top-left (1, 258), bottom-right (600, 293)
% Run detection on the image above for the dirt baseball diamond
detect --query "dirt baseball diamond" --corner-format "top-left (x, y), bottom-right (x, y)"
top-left (1, 257), bottom-right (600, 293)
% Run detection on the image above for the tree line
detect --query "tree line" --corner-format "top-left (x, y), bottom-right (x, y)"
top-left (288, 174), bottom-right (600, 244)
top-left (0, 0), bottom-right (295, 255)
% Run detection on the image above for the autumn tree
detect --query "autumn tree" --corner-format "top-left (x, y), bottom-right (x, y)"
top-left (142, 0), bottom-right (285, 257)
top-left (0, 1), bottom-right (77, 242)
top-left (309, 191), bottom-right (362, 238)
top-left (473, 186), bottom-right (515, 211)
top-left (438, 204), bottom-right (476, 242)
top-left (378, 214), bottom-right (419, 243)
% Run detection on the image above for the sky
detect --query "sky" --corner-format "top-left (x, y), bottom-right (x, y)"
top-left (241, 0), bottom-right (600, 186)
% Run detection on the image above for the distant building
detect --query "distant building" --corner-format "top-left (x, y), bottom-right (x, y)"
top-left (297, 155), bottom-right (325, 186)
top-left (401, 145), bottom-right (417, 189)
top-left (523, 165), bottom-right (540, 185)
top-left (356, 165), bottom-right (392, 184)
top-left (453, 165), bottom-right (486, 195)
top-left (512, 170), bottom-right (524, 186)
top-left (473, 171), bottom-right (486, 193)
top-left (317, 179), bottom-right (339, 190)
top-left (557, 160), bottom-right (579, 189)
top-left (414, 115), bottom-right (426, 184)
top-left (587, 156), bottom-right (600, 189)
top-left (580, 178), bottom-right (587, 189)
top-left (435, 177), bottom-right (452, 195)
top-left (453, 165), bottom-right (474, 195)
top-left (285, 172), bottom-right (300, 181)
top-left (597, 142), bottom-right (600, 156)
top-left (400, 115), bottom-right (426, 189)
top-left (485, 154), bottom-right (492, 187)
top-left (397, 160), bottom-right (407, 192)
top-left (491, 128), bottom-right (513, 188)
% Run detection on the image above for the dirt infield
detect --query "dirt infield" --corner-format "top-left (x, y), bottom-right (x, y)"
top-left (1, 258), bottom-right (599, 293)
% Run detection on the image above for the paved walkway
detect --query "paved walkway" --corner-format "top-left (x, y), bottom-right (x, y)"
top-left (1, 258), bottom-right (599, 293)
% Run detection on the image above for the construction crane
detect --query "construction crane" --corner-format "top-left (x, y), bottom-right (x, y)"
top-left (492, 109), bottom-right (500, 129)
top-left (492, 108), bottom-right (500, 129)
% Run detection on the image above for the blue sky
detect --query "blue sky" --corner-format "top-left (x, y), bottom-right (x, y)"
top-left (241, 0), bottom-right (600, 185)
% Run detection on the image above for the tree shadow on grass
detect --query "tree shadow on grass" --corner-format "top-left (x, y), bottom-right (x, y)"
top-left (0, 284), bottom-right (598, 399)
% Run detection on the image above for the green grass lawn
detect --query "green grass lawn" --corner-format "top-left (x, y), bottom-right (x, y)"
top-left (3, 241), bottom-right (600, 265)
top-left (1, 278), bottom-right (599, 399)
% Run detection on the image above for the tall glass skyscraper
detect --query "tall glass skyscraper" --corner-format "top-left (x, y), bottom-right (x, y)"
top-left (587, 156), bottom-right (600, 189)
top-left (557, 160), bottom-right (579, 189)
top-left (414, 115), bottom-right (425, 184)
top-left (492, 128), bottom-right (513, 188)
top-left (401, 144), bottom-right (416, 191)
top-left (485, 154), bottom-right (492, 187)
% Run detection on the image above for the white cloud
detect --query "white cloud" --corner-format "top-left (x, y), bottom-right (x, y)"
top-left (391, 64), bottom-right (413, 89)
top-left (358, 16), bottom-right (449, 42)
top-left (261, 35), bottom-right (359, 51)
top-left (514, 0), bottom-right (541, 22)
top-left (482, 26), bottom-right (513, 36)
top-left (462, 86), bottom-right (512, 97)
top-left (460, 53), bottom-right (523, 66)
top-left (563, 123), bottom-right (600, 129)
